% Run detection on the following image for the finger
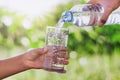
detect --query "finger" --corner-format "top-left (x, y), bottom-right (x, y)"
top-left (55, 52), bottom-right (65, 58)
top-left (57, 46), bottom-right (68, 51)
top-left (36, 47), bottom-right (49, 54)
top-left (97, 8), bottom-right (113, 26)
top-left (29, 47), bottom-right (48, 59)
top-left (64, 54), bottom-right (69, 59)
top-left (63, 61), bottom-right (69, 65)
top-left (57, 70), bottom-right (66, 73)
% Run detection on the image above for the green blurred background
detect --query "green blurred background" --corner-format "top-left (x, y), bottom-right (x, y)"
top-left (1, 0), bottom-right (120, 80)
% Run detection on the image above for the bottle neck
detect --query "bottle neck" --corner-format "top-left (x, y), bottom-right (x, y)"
top-left (62, 11), bottom-right (74, 22)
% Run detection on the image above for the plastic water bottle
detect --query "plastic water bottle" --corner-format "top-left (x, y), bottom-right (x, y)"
top-left (61, 4), bottom-right (120, 27)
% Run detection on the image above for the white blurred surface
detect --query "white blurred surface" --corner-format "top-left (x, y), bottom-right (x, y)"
top-left (0, 0), bottom-right (70, 17)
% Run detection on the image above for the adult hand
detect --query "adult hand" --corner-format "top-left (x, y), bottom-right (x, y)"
top-left (88, 0), bottom-right (120, 26)
top-left (22, 46), bottom-right (68, 73)
top-left (0, 46), bottom-right (68, 79)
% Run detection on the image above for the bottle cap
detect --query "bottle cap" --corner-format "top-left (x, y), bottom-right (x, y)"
top-left (62, 11), bottom-right (73, 22)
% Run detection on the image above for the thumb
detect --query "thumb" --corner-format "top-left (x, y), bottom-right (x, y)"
top-left (36, 47), bottom-right (48, 55)
top-left (97, 8), bottom-right (113, 26)
top-left (29, 47), bottom-right (48, 60)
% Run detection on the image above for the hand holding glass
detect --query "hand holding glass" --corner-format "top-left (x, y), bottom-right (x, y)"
top-left (43, 27), bottom-right (69, 72)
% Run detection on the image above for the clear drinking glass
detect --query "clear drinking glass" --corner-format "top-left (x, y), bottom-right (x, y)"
top-left (43, 26), bottom-right (69, 72)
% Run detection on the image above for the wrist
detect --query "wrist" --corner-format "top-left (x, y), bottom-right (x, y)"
top-left (18, 55), bottom-right (30, 70)
top-left (17, 54), bottom-right (31, 70)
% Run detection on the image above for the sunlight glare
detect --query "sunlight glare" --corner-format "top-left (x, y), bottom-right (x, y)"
top-left (1, 16), bottom-right (13, 26)
top-left (0, 0), bottom-right (70, 18)
top-left (70, 51), bottom-right (77, 59)
top-left (21, 37), bottom-right (30, 47)
top-left (79, 57), bottom-right (88, 66)
top-left (22, 19), bottom-right (32, 29)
